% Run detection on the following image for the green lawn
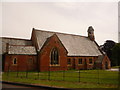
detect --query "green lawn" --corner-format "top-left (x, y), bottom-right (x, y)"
top-left (2, 70), bottom-right (119, 88)
top-left (112, 66), bottom-right (120, 68)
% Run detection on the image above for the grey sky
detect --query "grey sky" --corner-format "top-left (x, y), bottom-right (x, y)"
top-left (1, 1), bottom-right (118, 45)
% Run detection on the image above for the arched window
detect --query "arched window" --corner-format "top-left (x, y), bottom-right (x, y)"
top-left (50, 48), bottom-right (59, 65)
top-left (13, 58), bottom-right (17, 65)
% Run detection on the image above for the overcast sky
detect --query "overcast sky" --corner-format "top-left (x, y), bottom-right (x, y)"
top-left (1, 1), bottom-right (119, 45)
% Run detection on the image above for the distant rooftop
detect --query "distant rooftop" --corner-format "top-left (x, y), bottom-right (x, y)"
top-left (1, 37), bottom-right (34, 54)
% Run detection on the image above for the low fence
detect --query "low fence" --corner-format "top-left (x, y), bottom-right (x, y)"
top-left (3, 66), bottom-right (120, 86)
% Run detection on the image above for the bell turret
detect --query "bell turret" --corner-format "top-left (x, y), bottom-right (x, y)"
top-left (87, 26), bottom-right (95, 41)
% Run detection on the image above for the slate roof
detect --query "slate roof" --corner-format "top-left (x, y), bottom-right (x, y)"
top-left (95, 55), bottom-right (104, 63)
top-left (8, 45), bottom-right (37, 55)
top-left (33, 29), bottom-right (102, 56)
top-left (1, 37), bottom-right (36, 55)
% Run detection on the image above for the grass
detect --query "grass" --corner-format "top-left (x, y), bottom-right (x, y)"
top-left (112, 66), bottom-right (120, 68)
top-left (2, 70), bottom-right (119, 88)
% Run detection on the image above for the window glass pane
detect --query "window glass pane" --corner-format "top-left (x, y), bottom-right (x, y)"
top-left (89, 58), bottom-right (92, 64)
top-left (67, 58), bottom-right (71, 64)
top-left (84, 59), bottom-right (87, 64)
top-left (51, 48), bottom-right (59, 65)
top-left (79, 58), bottom-right (82, 64)
top-left (13, 58), bottom-right (17, 64)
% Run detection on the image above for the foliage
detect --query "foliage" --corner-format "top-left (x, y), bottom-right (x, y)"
top-left (101, 40), bottom-right (120, 66)
top-left (102, 40), bottom-right (116, 53)
top-left (111, 43), bottom-right (120, 66)
top-left (112, 66), bottom-right (120, 68)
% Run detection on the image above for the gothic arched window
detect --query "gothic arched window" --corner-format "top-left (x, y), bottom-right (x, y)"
top-left (13, 58), bottom-right (17, 65)
top-left (50, 48), bottom-right (59, 65)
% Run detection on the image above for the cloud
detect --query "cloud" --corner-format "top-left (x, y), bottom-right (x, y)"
top-left (2, 2), bottom-right (118, 45)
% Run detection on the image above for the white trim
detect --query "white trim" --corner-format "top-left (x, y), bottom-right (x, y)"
top-left (12, 57), bottom-right (17, 65)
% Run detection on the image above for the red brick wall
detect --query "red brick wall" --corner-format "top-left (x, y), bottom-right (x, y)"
top-left (38, 34), bottom-right (68, 71)
top-left (4, 55), bottom-right (37, 72)
top-left (102, 55), bottom-right (111, 69)
top-left (67, 56), bottom-right (97, 70)
top-left (93, 55), bottom-right (111, 69)
top-left (37, 34), bottom-right (99, 71)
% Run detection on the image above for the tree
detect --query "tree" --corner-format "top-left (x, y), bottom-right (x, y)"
top-left (101, 40), bottom-right (116, 66)
top-left (111, 43), bottom-right (120, 66)
top-left (102, 40), bottom-right (115, 52)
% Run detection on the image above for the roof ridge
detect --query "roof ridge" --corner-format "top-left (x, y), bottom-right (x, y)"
top-left (33, 28), bottom-right (87, 38)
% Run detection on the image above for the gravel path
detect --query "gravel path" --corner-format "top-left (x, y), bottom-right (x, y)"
top-left (106, 68), bottom-right (119, 71)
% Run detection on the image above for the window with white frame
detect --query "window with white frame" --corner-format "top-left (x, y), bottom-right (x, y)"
top-left (13, 58), bottom-right (17, 65)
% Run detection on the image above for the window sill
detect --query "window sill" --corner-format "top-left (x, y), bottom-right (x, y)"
top-left (50, 64), bottom-right (60, 66)
top-left (67, 64), bottom-right (72, 66)
top-left (78, 64), bottom-right (83, 65)
top-left (89, 64), bottom-right (93, 65)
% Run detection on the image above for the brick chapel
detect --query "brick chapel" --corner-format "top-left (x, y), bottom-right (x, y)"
top-left (1, 26), bottom-right (111, 72)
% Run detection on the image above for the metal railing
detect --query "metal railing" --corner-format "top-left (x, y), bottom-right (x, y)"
top-left (3, 65), bottom-right (119, 87)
